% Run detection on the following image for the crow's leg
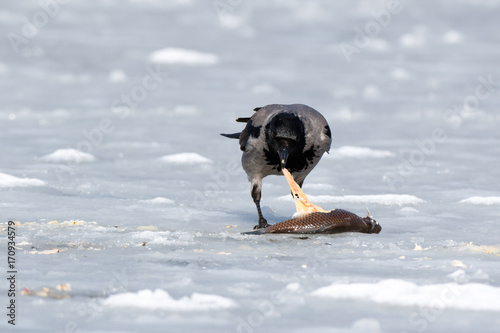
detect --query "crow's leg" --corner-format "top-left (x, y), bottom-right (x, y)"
top-left (251, 179), bottom-right (269, 229)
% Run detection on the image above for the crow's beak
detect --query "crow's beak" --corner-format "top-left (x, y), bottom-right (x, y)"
top-left (278, 146), bottom-right (289, 169)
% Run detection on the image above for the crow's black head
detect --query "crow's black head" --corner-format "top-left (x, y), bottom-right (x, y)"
top-left (265, 112), bottom-right (306, 170)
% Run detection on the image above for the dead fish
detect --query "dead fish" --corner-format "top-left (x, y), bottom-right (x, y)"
top-left (243, 209), bottom-right (381, 235)
top-left (243, 168), bottom-right (382, 235)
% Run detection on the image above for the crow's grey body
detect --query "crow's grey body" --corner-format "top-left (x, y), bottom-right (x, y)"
top-left (221, 104), bottom-right (331, 229)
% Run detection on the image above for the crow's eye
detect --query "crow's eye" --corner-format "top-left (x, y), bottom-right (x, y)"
top-left (324, 125), bottom-right (332, 138)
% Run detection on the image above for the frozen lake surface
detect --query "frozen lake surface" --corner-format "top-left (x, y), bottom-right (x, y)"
top-left (1, 1), bottom-right (500, 332)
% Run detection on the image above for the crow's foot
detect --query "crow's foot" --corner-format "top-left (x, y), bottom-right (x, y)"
top-left (253, 218), bottom-right (270, 230)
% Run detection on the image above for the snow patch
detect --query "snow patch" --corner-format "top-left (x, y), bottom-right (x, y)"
top-left (398, 207), bottom-right (419, 215)
top-left (103, 289), bottom-right (236, 311)
top-left (351, 318), bottom-right (381, 332)
top-left (459, 196), bottom-right (500, 205)
top-left (0, 62), bottom-right (7, 74)
top-left (172, 105), bottom-right (199, 116)
top-left (400, 34), bottom-right (424, 47)
top-left (443, 30), bottom-right (463, 44)
top-left (251, 82), bottom-right (280, 95)
top-left (108, 69), bottom-right (128, 82)
top-left (159, 152), bottom-right (212, 164)
top-left (132, 230), bottom-right (195, 246)
top-left (149, 47), bottom-right (218, 65)
top-left (391, 67), bottom-right (411, 80)
top-left (139, 197), bottom-right (175, 204)
top-left (367, 38), bottom-right (389, 52)
top-left (312, 279), bottom-right (500, 311)
top-left (0, 172), bottom-right (46, 188)
top-left (278, 194), bottom-right (423, 206)
top-left (400, 28), bottom-right (427, 48)
top-left (331, 146), bottom-right (395, 159)
top-left (40, 149), bottom-right (96, 163)
top-left (285, 282), bottom-right (301, 292)
top-left (328, 106), bottom-right (364, 122)
top-left (130, 0), bottom-right (193, 5)
top-left (362, 85), bottom-right (381, 100)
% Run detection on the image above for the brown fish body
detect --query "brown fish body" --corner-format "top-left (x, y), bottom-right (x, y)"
top-left (243, 209), bottom-right (381, 235)
top-left (241, 168), bottom-right (381, 235)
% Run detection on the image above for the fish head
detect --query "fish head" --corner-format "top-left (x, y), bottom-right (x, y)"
top-left (362, 214), bottom-right (382, 234)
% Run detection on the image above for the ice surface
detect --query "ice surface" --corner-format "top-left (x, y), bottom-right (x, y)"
top-left (1, 1), bottom-right (500, 332)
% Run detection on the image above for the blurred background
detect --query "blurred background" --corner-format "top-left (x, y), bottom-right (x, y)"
top-left (1, 1), bottom-right (500, 332)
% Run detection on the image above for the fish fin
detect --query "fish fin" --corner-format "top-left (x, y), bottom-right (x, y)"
top-left (220, 132), bottom-right (241, 139)
top-left (314, 224), bottom-right (340, 233)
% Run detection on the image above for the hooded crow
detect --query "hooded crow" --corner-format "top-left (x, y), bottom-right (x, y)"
top-left (221, 104), bottom-right (332, 229)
